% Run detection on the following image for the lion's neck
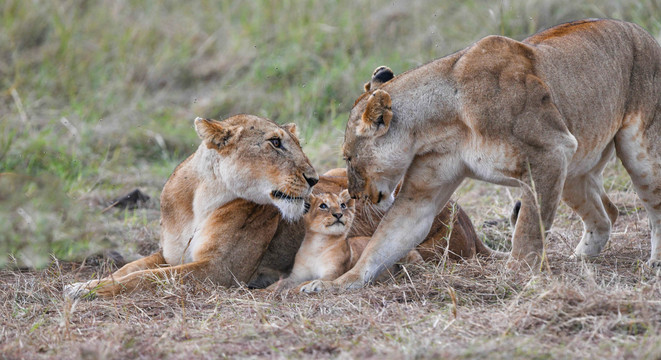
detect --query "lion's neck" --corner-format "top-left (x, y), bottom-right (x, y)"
top-left (386, 54), bottom-right (465, 155)
top-left (190, 145), bottom-right (240, 218)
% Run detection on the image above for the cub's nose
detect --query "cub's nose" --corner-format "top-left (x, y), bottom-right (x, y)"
top-left (304, 174), bottom-right (319, 188)
top-left (332, 213), bottom-right (343, 220)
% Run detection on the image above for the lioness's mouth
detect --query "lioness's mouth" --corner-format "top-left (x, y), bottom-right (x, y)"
top-left (270, 190), bottom-right (303, 202)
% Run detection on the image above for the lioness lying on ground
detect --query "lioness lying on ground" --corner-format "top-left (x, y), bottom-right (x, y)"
top-left (267, 189), bottom-right (422, 292)
top-left (65, 115), bottom-right (319, 298)
top-left (303, 19), bottom-right (661, 293)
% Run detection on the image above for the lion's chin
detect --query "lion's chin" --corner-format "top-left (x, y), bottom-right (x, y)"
top-left (270, 193), bottom-right (306, 222)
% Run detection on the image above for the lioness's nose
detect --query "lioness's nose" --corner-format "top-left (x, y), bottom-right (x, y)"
top-left (304, 174), bottom-right (318, 188)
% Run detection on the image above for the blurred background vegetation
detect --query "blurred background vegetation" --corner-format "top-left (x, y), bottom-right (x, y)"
top-left (1, 0), bottom-right (660, 268)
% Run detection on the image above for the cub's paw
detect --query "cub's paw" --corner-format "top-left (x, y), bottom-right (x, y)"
top-left (299, 280), bottom-right (331, 293)
top-left (64, 281), bottom-right (95, 299)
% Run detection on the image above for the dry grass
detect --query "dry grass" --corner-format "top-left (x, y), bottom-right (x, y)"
top-left (2, 172), bottom-right (660, 359)
top-left (2, 1), bottom-right (661, 358)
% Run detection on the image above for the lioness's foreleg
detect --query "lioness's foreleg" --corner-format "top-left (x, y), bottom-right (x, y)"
top-left (615, 112), bottom-right (661, 267)
top-left (563, 143), bottom-right (617, 258)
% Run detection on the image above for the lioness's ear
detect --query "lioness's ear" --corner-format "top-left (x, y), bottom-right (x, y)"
top-left (363, 66), bottom-right (394, 92)
top-left (358, 89), bottom-right (393, 137)
top-left (282, 123), bottom-right (298, 138)
top-left (194, 117), bottom-right (243, 149)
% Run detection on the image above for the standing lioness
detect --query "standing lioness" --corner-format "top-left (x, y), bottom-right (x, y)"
top-left (303, 19), bottom-right (661, 293)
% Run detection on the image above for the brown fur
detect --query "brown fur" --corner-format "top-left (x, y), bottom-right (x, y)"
top-left (317, 168), bottom-right (490, 260)
top-left (254, 167), bottom-right (491, 289)
top-left (270, 190), bottom-right (421, 292)
top-left (303, 19), bottom-right (661, 293)
top-left (65, 115), bottom-right (318, 298)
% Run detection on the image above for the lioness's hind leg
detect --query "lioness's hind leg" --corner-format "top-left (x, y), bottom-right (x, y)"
top-left (563, 144), bottom-right (616, 258)
top-left (111, 251), bottom-right (166, 278)
top-left (510, 152), bottom-right (569, 267)
top-left (86, 260), bottom-right (212, 297)
top-left (65, 251), bottom-right (167, 299)
top-left (615, 112), bottom-right (661, 267)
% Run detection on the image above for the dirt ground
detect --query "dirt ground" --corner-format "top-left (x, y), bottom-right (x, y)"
top-left (2, 174), bottom-right (660, 360)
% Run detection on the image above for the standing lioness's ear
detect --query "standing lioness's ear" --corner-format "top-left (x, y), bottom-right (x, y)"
top-left (281, 123), bottom-right (299, 138)
top-left (363, 66), bottom-right (394, 92)
top-left (358, 89), bottom-right (393, 137)
top-left (194, 117), bottom-right (243, 149)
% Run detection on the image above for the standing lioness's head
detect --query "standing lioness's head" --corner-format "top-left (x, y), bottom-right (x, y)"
top-left (195, 115), bottom-right (318, 220)
top-left (343, 66), bottom-right (405, 207)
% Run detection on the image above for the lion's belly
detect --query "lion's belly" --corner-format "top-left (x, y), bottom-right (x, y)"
top-left (463, 141), bottom-right (522, 186)
top-left (566, 140), bottom-right (616, 178)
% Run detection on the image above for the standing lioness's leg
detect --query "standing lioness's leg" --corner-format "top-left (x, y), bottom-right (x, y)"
top-left (615, 112), bottom-right (661, 267)
top-left (563, 143), bottom-right (617, 258)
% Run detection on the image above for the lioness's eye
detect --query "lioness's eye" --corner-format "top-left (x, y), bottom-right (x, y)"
top-left (269, 138), bottom-right (282, 148)
top-left (319, 203), bottom-right (328, 209)
top-left (340, 203), bottom-right (346, 209)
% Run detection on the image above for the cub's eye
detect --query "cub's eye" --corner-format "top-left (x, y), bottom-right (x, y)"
top-left (319, 203), bottom-right (328, 209)
top-left (269, 138), bottom-right (282, 148)
top-left (340, 203), bottom-right (347, 209)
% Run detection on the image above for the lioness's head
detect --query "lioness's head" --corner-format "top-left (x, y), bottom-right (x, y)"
top-left (304, 189), bottom-right (355, 236)
top-left (343, 66), bottom-right (405, 207)
top-left (194, 115), bottom-right (318, 220)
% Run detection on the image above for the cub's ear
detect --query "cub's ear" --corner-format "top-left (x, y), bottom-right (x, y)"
top-left (357, 89), bottom-right (393, 137)
top-left (339, 189), bottom-right (355, 209)
top-left (305, 194), bottom-right (320, 214)
top-left (281, 123), bottom-right (299, 139)
top-left (194, 117), bottom-right (243, 149)
top-left (363, 66), bottom-right (394, 92)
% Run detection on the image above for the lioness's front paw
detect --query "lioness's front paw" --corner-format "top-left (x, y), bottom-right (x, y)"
top-left (646, 259), bottom-right (661, 269)
top-left (299, 280), bottom-right (331, 293)
top-left (64, 281), bottom-right (94, 299)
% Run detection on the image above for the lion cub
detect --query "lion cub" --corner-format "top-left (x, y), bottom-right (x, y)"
top-left (269, 189), bottom-right (421, 292)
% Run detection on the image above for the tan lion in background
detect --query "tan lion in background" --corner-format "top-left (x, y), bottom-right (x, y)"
top-left (302, 19), bottom-right (661, 293)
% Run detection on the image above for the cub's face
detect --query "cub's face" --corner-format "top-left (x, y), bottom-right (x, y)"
top-left (195, 115), bottom-right (318, 221)
top-left (304, 189), bottom-right (356, 236)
